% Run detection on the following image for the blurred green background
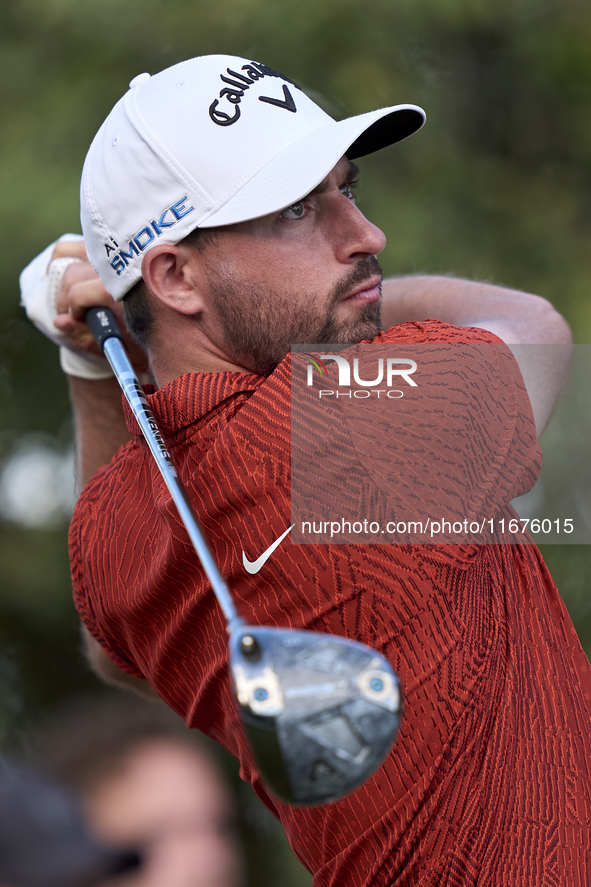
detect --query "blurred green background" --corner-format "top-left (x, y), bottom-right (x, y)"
top-left (1, 0), bottom-right (590, 883)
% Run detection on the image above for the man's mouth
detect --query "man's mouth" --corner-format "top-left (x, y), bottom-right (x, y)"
top-left (342, 275), bottom-right (382, 304)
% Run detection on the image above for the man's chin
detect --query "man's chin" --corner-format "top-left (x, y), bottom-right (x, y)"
top-left (334, 304), bottom-right (382, 345)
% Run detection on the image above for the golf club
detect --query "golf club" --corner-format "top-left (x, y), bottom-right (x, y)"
top-left (85, 306), bottom-right (402, 806)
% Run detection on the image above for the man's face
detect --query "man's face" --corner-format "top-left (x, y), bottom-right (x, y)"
top-left (197, 157), bottom-right (387, 375)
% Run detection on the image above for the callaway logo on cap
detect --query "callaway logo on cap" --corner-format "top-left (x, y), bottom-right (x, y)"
top-left (80, 54), bottom-right (425, 301)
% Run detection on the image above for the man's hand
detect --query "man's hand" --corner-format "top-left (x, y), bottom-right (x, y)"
top-left (52, 238), bottom-right (115, 359)
top-left (52, 240), bottom-right (150, 374)
top-left (20, 236), bottom-right (149, 378)
top-left (21, 236), bottom-right (150, 487)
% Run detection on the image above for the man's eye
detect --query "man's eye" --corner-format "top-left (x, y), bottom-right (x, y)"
top-left (280, 201), bottom-right (306, 219)
top-left (340, 183), bottom-right (357, 201)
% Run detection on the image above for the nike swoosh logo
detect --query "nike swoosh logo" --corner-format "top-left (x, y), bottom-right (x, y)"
top-left (242, 523), bottom-right (295, 575)
top-left (258, 85), bottom-right (297, 113)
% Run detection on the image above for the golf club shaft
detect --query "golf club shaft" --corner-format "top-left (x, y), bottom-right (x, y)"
top-left (86, 307), bottom-right (243, 631)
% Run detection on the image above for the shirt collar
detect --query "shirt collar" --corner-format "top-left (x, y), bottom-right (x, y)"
top-left (122, 370), bottom-right (266, 438)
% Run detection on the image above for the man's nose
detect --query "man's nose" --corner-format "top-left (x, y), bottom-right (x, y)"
top-left (335, 200), bottom-right (387, 262)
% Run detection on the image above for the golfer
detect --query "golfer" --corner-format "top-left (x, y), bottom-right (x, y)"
top-left (21, 54), bottom-right (590, 886)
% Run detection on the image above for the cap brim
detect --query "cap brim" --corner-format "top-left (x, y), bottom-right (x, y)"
top-left (199, 104), bottom-right (425, 228)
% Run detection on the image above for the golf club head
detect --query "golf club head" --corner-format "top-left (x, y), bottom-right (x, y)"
top-left (229, 626), bottom-right (402, 806)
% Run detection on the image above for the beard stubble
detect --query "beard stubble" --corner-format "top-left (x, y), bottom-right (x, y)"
top-left (209, 256), bottom-right (383, 376)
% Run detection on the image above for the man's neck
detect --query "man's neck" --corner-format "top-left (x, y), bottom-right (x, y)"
top-left (148, 313), bottom-right (257, 387)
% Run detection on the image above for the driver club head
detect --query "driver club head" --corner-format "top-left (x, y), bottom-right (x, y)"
top-left (229, 626), bottom-right (402, 806)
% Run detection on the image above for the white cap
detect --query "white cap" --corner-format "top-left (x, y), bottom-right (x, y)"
top-left (81, 54), bottom-right (426, 301)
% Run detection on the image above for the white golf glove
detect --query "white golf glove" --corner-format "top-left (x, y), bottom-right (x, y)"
top-left (19, 234), bottom-right (114, 380)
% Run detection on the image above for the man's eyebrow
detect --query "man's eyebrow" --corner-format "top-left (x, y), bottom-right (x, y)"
top-left (307, 161), bottom-right (361, 197)
top-left (345, 161), bottom-right (360, 182)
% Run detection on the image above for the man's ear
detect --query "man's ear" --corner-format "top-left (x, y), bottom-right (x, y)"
top-left (141, 243), bottom-right (205, 315)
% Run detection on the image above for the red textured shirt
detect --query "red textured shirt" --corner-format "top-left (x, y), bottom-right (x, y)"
top-left (70, 321), bottom-right (591, 886)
